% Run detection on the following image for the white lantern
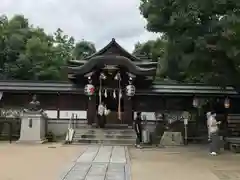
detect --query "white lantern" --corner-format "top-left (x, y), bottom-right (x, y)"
top-left (192, 97), bottom-right (198, 108)
top-left (224, 97), bottom-right (230, 109)
top-left (84, 84), bottom-right (95, 96)
top-left (126, 85), bottom-right (135, 97)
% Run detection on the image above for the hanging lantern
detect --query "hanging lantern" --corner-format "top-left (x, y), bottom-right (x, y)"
top-left (224, 97), bottom-right (230, 109)
top-left (126, 85), bottom-right (136, 97)
top-left (192, 97), bottom-right (198, 108)
top-left (84, 84), bottom-right (95, 96)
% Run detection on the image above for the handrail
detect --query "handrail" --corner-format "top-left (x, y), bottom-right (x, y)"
top-left (65, 113), bottom-right (75, 143)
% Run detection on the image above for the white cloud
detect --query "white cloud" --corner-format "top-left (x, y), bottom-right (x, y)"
top-left (0, 0), bottom-right (159, 51)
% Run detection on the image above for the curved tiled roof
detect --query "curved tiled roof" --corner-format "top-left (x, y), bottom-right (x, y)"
top-left (67, 38), bottom-right (158, 79)
top-left (68, 55), bottom-right (156, 76)
top-left (0, 80), bottom-right (237, 96)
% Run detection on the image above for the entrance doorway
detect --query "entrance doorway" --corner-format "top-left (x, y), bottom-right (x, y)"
top-left (96, 89), bottom-right (124, 125)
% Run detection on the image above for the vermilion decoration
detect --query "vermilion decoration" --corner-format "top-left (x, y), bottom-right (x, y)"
top-left (84, 84), bottom-right (95, 96)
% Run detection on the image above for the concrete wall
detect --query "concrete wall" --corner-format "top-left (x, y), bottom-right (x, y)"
top-left (48, 122), bottom-right (68, 137)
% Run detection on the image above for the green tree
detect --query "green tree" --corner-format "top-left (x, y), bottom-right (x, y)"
top-left (53, 28), bottom-right (74, 62)
top-left (140, 0), bottom-right (240, 86)
top-left (133, 38), bottom-right (168, 79)
top-left (0, 15), bottom-right (75, 81)
top-left (133, 38), bottom-right (166, 62)
top-left (73, 40), bottom-right (96, 59)
top-left (0, 15), bottom-right (31, 79)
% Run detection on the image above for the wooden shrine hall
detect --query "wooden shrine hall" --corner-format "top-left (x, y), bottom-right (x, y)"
top-left (67, 38), bottom-right (158, 126)
top-left (0, 38), bottom-right (240, 143)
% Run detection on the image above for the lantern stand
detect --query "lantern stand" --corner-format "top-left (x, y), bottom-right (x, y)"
top-left (223, 97), bottom-right (230, 149)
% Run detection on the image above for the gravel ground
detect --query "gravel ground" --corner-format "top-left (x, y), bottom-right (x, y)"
top-left (0, 143), bottom-right (87, 180)
top-left (129, 145), bottom-right (240, 180)
top-left (1, 143), bottom-right (240, 180)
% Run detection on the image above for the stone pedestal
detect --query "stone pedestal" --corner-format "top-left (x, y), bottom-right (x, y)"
top-left (17, 111), bottom-right (46, 143)
top-left (160, 131), bottom-right (183, 146)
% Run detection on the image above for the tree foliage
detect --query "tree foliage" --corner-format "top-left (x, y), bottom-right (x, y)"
top-left (132, 38), bottom-right (168, 78)
top-left (133, 38), bottom-right (166, 61)
top-left (73, 40), bottom-right (96, 59)
top-left (0, 15), bottom-right (97, 81)
top-left (140, 0), bottom-right (240, 86)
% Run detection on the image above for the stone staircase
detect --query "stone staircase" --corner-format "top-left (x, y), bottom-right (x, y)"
top-left (71, 124), bottom-right (136, 145)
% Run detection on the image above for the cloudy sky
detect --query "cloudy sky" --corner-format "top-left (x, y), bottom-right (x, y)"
top-left (0, 0), bottom-right (159, 51)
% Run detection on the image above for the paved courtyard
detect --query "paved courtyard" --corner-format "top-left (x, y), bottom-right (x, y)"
top-left (61, 146), bottom-right (130, 180)
top-left (0, 143), bottom-right (240, 180)
top-left (0, 143), bottom-right (87, 180)
top-left (130, 146), bottom-right (240, 180)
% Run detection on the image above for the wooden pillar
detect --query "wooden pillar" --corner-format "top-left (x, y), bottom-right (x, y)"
top-left (223, 107), bottom-right (229, 149)
top-left (124, 95), bottom-right (133, 127)
top-left (87, 95), bottom-right (96, 125)
top-left (57, 92), bottom-right (60, 120)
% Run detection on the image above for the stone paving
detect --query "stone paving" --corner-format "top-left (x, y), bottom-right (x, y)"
top-left (61, 146), bottom-right (130, 180)
top-left (129, 146), bottom-right (240, 180)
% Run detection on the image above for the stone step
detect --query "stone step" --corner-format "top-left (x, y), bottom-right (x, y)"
top-left (74, 130), bottom-right (135, 136)
top-left (74, 133), bottom-right (135, 136)
top-left (73, 123), bottom-right (132, 129)
top-left (72, 138), bottom-right (135, 145)
top-left (74, 134), bottom-right (136, 139)
top-left (74, 127), bottom-right (134, 130)
top-left (71, 127), bottom-right (136, 145)
top-left (74, 128), bottom-right (134, 134)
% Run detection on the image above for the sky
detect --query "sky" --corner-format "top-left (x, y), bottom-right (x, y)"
top-left (0, 0), bottom-right (159, 52)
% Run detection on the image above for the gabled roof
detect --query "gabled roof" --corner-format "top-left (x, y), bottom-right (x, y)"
top-left (67, 39), bottom-right (158, 80)
top-left (83, 38), bottom-right (147, 62)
